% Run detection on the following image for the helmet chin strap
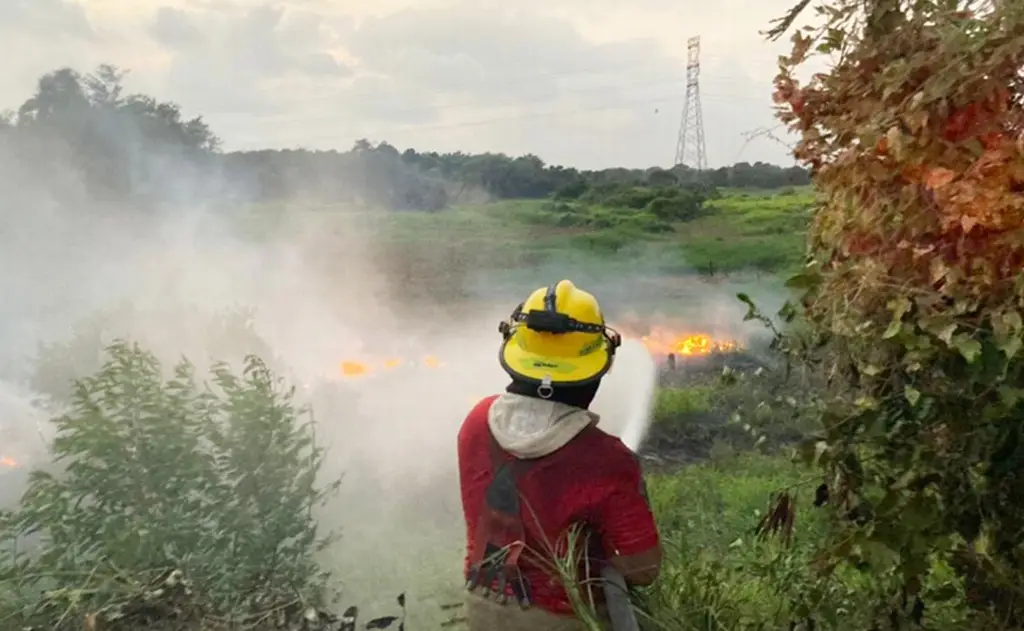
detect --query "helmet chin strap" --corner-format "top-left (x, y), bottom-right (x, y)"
top-left (537, 375), bottom-right (554, 399)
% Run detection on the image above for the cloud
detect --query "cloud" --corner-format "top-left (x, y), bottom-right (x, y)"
top-left (148, 3), bottom-right (352, 116)
top-left (0, 0), bottom-right (800, 168)
top-left (326, 4), bottom-right (789, 167)
top-left (344, 7), bottom-right (685, 108)
top-left (1, 0), bottom-right (93, 38)
top-left (150, 7), bottom-right (203, 47)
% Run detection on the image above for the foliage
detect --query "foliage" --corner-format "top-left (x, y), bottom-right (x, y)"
top-left (667, 188), bottom-right (813, 274)
top-left (0, 341), bottom-right (341, 630)
top-left (1, 64), bottom-right (809, 213)
top-left (639, 455), bottom-right (969, 631)
top-left (4, 65), bottom-right (218, 204)
top-left (220, 145), bottom-right (811, 211)
top-left (768, 0), bottom-right (1024, 627)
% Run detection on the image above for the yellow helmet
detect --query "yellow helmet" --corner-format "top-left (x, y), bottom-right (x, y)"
top-left (498, 280), bottom-right (621, 391)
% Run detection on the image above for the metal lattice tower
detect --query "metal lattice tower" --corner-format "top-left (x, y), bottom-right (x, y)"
top-left (673, 36), bottom-right (707, 170)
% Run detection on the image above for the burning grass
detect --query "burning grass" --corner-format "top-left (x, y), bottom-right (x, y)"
top-left (331, 325), bottom-right (740, 383)
top-left (614, 320), bottom-right (743, 368)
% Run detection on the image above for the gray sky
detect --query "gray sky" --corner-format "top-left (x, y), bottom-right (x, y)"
top-left (1, 0), bottom-right (806, 169)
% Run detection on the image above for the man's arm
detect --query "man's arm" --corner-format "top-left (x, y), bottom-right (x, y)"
top-left (592, 448), bottom-right (662, 586)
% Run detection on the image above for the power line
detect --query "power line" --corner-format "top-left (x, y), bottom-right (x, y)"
top-left (227, 77), bottom-right (768, 126)
top-left (217, 72), bottom-right (763, 122)
top-left (230, 88), bottom-right (770, 146)
top-left (228, 88), bottom-right (772, 146)
top-left (279, 52), bottom-right (781, 105)
top-left (674, 36), bottom-right (707, 170)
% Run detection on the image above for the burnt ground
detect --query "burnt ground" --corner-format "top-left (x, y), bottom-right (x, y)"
top-left (637, 347), bottom-right (808, 471)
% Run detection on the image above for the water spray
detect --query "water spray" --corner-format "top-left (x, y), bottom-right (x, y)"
top-left (589, 338), bottom-right (658, 631)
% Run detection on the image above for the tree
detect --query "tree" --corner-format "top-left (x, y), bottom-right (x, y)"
top-left (3, 63), bottom-right (810, 212)
top-left (83, 64), bottom-right (128, 108)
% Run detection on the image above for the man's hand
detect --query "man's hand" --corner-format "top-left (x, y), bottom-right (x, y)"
top-left (608, 545), bottom-right (662, 586)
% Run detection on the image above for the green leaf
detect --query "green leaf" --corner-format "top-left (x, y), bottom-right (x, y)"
top-left (999, 336), bottom-right (1022, 359)
top-left (883, 319), bottom-right (902, 339)
top-left (904, 385), bottom-right (921, 406)
top-left (929, 583), bottom-right (961, 602)
top-left (889, 296), bottom-right (912, 320)
top-left (998, 386), bottom-right (1024, 407)
top-left (785, 272), bottom-right (820, 289)
top-left (936, 323), bottom-right (957, 345)
top-left (860, 540), bottom-right (900, 569)
top-left (1004, 310), bottom-right (1023, 331)
top-left (994, 309), bottom-right (1023, 358)
top-left (953, 334), bottom-right (982, 363)
top-left (883, 296), bottom-right (911, 339)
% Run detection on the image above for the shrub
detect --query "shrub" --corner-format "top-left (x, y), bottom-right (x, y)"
top-left (769, 0), bottom-right (1024, 627)
top-left (645, 194), bottom-right (703, 222)
top-left (0, 340), bottom-right (341, 630)
top-left (553, 179), bottom-right (588, 200)
top-left (645, 168), bottom-right (679, 188)
top-left (583, 185), bottom-right (659, 209)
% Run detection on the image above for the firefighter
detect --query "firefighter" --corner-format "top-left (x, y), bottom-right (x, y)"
top-left (457, 280), bottom-right (662, 631)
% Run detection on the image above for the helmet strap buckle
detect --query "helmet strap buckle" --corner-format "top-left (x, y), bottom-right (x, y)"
top-left (537, 375), bottom-right (554, 399)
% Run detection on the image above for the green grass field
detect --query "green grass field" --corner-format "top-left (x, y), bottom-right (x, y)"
top-left (241, 185), bottom-right (813, 278)
top-left (373, 185), bottom-right (813, 275)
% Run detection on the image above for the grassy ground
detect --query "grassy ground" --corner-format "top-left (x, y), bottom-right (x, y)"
top-left (310, 187), bottom-right (811, 324)
top-left (369, 186), bottom-right (814, 276)
top-left (638, 381), bottom-right (969, 631)
top-left (239, 186), bottom-right (813, 279)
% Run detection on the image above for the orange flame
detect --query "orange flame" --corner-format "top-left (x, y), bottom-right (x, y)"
top-left (337, 355), bottom-right (445, 378)
top-left (339, 361), bottom-right (370, 377)
top-left (0, 456), bottom-right (17, 468)
top-left (618, 324), bottom-right (739, 358)
top-left (332, 326), bottom-right (736, 379)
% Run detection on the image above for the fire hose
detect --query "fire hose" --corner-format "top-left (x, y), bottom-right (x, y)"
top-left (601, 564), bottom-right (639, 631)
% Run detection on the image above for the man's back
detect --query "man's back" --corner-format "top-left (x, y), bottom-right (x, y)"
top-left (457, 393), bottom-right (659, 616)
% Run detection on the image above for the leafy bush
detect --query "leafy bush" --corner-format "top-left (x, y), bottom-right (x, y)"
top-left (645, 168), bottom-right (679, 188)
top-left (768, 0), bottom-right (1024, 627)
top-left (0, 340), bottom-right (340, 630)
top-left (645, 194), bottom-right (703, 222)
top-left (553, 179), bottom-right (588, 200)
top-left (589, 186), bottom-right (667, 210)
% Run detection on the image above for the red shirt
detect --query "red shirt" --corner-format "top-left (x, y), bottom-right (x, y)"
top-left (457, 395), bottom-right (660, 615)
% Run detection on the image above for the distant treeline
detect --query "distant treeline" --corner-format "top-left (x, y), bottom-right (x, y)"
top-left (0, 65), bottom-right (810, 210)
